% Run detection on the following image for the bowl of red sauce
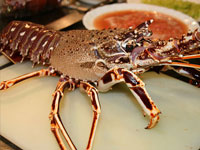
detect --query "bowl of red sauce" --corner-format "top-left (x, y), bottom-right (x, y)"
top-left (83, 3), bottom-right (199, 40)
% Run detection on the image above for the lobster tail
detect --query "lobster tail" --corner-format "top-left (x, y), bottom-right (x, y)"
top-left (0, 21), bottom-right (61, 65)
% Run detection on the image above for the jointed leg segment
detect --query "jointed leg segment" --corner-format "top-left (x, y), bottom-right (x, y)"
top-left (0, 65), bottom-right (161, 149)
top-left (0, 68), bottom-right (55, 90)
top-left (98, 67), bottom-right (161, 129)
top-left (49, 79), bottom-right (101, 150)
top-left (166, 66), bottom-right (200, 87)
top-left (80, 82), bottom-right (101, 150)
top-left (49, 79), bottom-right (76, 150)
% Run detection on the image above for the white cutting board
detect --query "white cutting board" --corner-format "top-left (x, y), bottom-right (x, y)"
top-left (0, 61), bottom-right (200, 150)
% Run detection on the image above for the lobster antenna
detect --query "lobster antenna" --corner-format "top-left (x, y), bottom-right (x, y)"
top-left (160, 61), bottom-right (200, 69)
top-left (172, 54), bottom-right (200, 60)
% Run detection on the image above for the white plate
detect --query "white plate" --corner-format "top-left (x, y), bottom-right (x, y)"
top-left (83, 3), bottom-right (199, 30)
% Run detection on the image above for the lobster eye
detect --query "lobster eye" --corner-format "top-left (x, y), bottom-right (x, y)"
top-left (125, 44), bottom-right (134, 52)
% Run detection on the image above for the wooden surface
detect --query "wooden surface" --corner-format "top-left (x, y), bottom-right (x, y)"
top-left (0, 135), bottom-right (21, 150)
top-left (0, 140), bottom-right (14, 150)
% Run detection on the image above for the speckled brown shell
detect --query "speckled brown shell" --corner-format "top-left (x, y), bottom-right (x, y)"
top-left (50, 29), bottom-right (132, 81)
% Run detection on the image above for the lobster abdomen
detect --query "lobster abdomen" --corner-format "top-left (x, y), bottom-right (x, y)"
top-left (0, 21), bottom-right (61, 65)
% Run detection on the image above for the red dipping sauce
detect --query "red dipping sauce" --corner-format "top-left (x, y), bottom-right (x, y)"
top-left (94, 10), bottom-right (188, 40)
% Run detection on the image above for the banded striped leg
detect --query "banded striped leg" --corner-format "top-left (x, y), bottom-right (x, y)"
top-left (80, 82), bottom-right (101, 150)
top-left (0, 68), bottom-right (55, 90)
top-left (165, 66), bottom-right (200, 87)
top-left (98, 68), bottom-right (161, 129)
top-left (49, 79), bottom-right (76, 150)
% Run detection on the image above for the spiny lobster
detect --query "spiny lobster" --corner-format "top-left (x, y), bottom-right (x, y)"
top-left (0, 20), bottom-right (200, 150)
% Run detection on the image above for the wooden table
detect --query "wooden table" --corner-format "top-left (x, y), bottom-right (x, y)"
top-left (0, 136), bottom-right (20, 150)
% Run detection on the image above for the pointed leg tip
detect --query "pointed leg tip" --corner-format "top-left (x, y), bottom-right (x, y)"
top-left (145, 115), bottom-right (160, 129)
top-left (0, 81), bottom-right (6, 90)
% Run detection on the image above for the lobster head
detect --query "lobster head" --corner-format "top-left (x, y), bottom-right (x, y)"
top-left (94, 20), bottom-right (199, 70)
top-left (127, 23), bottom-right (200, 69)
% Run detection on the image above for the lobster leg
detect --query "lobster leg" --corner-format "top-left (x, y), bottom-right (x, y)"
top-left (162, 66), bottom-right (200, 87)
top-left (98, 67), bottom-right (160, 129)
top-left (49, 79), bottom-right (76, 150)
top-left (80, 82), bottom-right (101, 150)
top-left (0, 68), bottom-right (55, 90)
